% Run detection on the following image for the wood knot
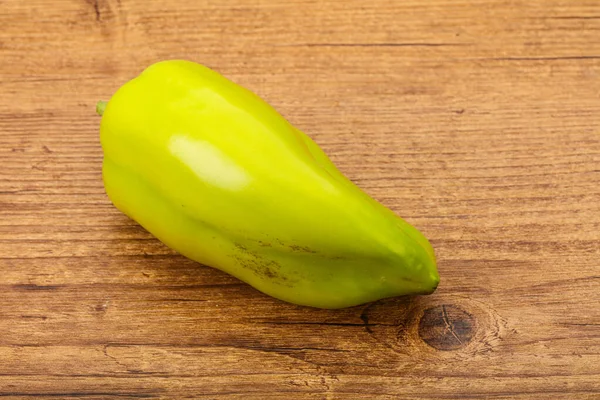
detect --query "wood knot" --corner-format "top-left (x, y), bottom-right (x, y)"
top-left (418, 304), bottom-right (475, 351)
top-left (356, 296), bottom-right (507, 359)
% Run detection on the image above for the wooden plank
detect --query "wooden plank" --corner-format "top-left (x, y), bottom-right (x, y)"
top-left (0, 0), bottom-right (599, 398)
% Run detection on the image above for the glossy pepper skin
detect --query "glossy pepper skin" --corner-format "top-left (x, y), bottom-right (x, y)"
top-left (98, 60), bottom-right (439, 309)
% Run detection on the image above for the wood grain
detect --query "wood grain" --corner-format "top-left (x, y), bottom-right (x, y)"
top-left (1, 0), bottom-right (599, 398)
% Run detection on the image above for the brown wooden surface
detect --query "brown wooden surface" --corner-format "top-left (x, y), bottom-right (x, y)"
top-left (1, 0), bottom-right (599, 398)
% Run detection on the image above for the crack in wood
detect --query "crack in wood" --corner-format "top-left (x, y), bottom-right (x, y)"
top-left (289, 42), bottom-right (467, 47)
top-left (85, 0), bottom-right (102, 22)
top-left (487, 55), bottom-right (600, 61)
top-left (442, 304), bottom-right (464, 346)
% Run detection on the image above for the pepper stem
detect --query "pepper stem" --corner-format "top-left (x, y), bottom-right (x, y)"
top-left (96, 101), bottom-right (108, 116)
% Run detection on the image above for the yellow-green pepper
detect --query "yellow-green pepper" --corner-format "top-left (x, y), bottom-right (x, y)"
top-left (97, 60), bottom-right (439, 309)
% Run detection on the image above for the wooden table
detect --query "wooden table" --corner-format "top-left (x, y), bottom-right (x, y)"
top-left (1, 0), bottom-right (599, 398)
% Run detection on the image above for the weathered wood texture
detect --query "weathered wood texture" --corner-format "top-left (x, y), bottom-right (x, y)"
top-left (1, 0), bottom-right (599, 398)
